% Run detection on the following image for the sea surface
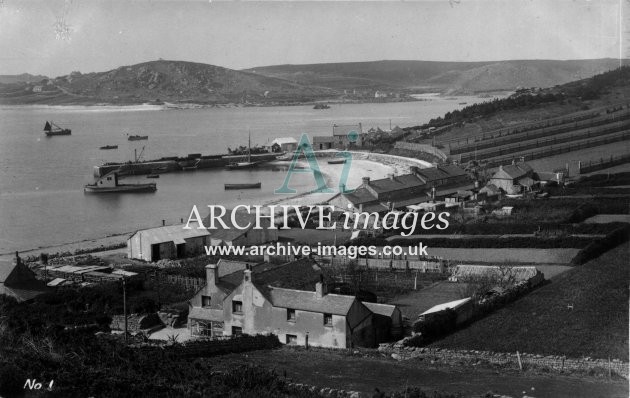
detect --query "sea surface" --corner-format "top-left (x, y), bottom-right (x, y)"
top-left (0, 97), bottom-right (496, 253)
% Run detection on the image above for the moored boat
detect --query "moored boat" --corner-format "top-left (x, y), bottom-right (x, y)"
top-left (84, 172), bottom-right (156, 193)
top-left (146, 174), bottom-right (160, 179)
top-left (99, 145), bottom-right (118, 150)
top-left (226, 131), bottom-right (258, 170)
top-left (224, 182), bottom-right (261, 190)
top-left (44, 121), bottom-right (71, 136)
top-left (127, 134), bottom-right (148, 141)
top-left (327, 158), bottom-right (346, 164)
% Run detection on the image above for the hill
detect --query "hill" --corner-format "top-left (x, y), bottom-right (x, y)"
top-left (429, 244), bottom-right (629, 361)
top-left (245, 59), bottom-right (626, 94)
top-left (0, 73), bottom-right (48, 84)
top-left (0, 60), bottom-right (335, 105)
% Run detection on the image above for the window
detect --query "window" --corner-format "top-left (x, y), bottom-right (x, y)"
top-left (232, 300), bottom-right (243, 313)
top-left (232, 326), bottom-right (242, 336)
top-left (323, 313), bottom-right (333, 326)
top-left (201, 295), bottom-right (211, 307)
top-left (286, 308), bottom-right (296, 322)
top-left (285, 334), bottom-right (297, 345)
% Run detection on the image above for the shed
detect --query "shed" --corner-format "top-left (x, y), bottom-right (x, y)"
top-left (0, 257), bottom-right (48, 302)
top-left (127, 223), bottom-right (210, 262)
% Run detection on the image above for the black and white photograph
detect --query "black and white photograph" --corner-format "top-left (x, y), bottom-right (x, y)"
top-left (0, 0), bottom-right (628, 397)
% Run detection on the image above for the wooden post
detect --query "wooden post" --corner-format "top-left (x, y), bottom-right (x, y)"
top-left (608, 357), bottom-right (611, 378)
top-left (122, 277), bottom-right (128, 344)
top-left (516, 351), bottom-right (523, 371)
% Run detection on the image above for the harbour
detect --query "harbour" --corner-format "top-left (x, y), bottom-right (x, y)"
top-left (0, 98), bottom-right (487, 253)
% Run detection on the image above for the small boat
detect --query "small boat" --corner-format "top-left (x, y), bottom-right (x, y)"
top-left (99, 145), bottom-right (118, 150)
top-left (146, 174), bottom-right (160, 179)
top-left (458, 102), bottom-right (467, 105)
top-left (226, 131), bottom-right (258, 170)
top-left (84, 172), bottom-right (156, 193)
top-left (44, 121), bottom-right (71, 136)
top-left (225, 161), bottom-right (258, 170)
top-left (327, 158), bottom-right (346, 165)
top-left (128, 134), bottom-right (148, 141)
top-left (313, 103), bottom-right (330, 109)
top-left (224, 182), bottom-right (261, 190)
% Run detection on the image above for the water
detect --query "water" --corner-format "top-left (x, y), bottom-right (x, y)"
top-left (0, 97), bottom-right (490, 253)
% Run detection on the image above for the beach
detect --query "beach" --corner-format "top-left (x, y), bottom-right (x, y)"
top-left (5, 152), bottom-right (427, 261)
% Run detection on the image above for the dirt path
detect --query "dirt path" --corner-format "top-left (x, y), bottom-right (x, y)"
top-left (211, 348), bottom-right (628, 398)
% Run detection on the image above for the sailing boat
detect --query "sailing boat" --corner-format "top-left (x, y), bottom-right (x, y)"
top-left (225, 131), bottom-right (258, 170)
top-left (43, 121), bottom-right (71, 136)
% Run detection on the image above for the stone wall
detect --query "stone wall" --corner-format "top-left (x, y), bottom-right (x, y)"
top-left (380, 345), bottom-right (629, 379)
top-left (131, 334), bottom-right (281, 359)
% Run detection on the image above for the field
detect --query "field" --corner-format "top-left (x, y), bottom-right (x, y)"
top-left (430, 244), bottom-right (629, 361)
top-left (427, 247), bottom-right (579, 264)
top-left (526, 140), bottom-right (630, 176)
top-left (209, 348), bottom-right (629, 398)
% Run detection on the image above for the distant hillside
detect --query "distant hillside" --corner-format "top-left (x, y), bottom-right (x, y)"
top-left (245, 59), bottom-right (627, 94)
top-left (0, 60), bottom-right (335, 105)
top-left (0, 73), bottom-right (48, 84)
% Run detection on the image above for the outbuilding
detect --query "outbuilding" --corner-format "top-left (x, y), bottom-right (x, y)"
top-left (127, 223), bottom-right (210, 262)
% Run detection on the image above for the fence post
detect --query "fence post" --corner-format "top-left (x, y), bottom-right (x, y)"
top-left (516, 351), bottom-right (523, 371)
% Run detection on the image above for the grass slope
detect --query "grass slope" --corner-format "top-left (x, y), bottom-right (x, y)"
top-left (431, 244), bottom-right (629, 361)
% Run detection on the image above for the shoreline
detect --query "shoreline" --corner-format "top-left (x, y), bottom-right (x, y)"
top-left (5, 152), bottom-right (425, 260)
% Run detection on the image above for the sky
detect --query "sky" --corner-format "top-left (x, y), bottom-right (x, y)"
top-left (0, 0), bottom-right (627, 77)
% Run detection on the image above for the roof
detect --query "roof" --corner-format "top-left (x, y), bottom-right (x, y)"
top-left (222, 258), bottom-right (322, 291)
top-left (216, 259), bottom-right (251, 278)
top-left (491, 163), bottom-right (533, 181)
top-left (365, 174), bottom-right (425, 194)
top-left (271, 137), bottom-right (298, 146)
top-left (267, 287), bottom-right (357, 315)
top-left (480, 184), bottom-right (501, 194)
top-left (0, 258), bottom-right (48, 302)
top-left (130, 223), bottom-right (209, 244)
top-left (204, 210), bottom-right (257, 242)
top-left (343, 187), bottom-right (378, 205)
top-left (363, 302), bottom-right (398, 317)
top-left (415, 165), bottom-right (467, 182)
top-left (0, 259), bottom-right (15, 283)
top-left (453, 265), bottom-right (541, 282)
top-left (421, 297), bottom-right (472, 316)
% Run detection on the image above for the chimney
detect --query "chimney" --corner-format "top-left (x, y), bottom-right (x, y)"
top-left (409, 166), bottom-right (419, 175)
top-left (388, 173), bottom-right (395, 181)
top-left (206, 263), bottom-right (218, 292)
top-left (315, 274), bottom-right (327, 298)
top-left (362, 176), bottom-right (370, 186)
top-left (243, 264), bottom-right (253, 283)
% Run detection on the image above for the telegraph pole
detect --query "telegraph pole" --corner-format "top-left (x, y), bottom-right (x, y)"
top-left (122, 277), bottom-right (128, 343)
